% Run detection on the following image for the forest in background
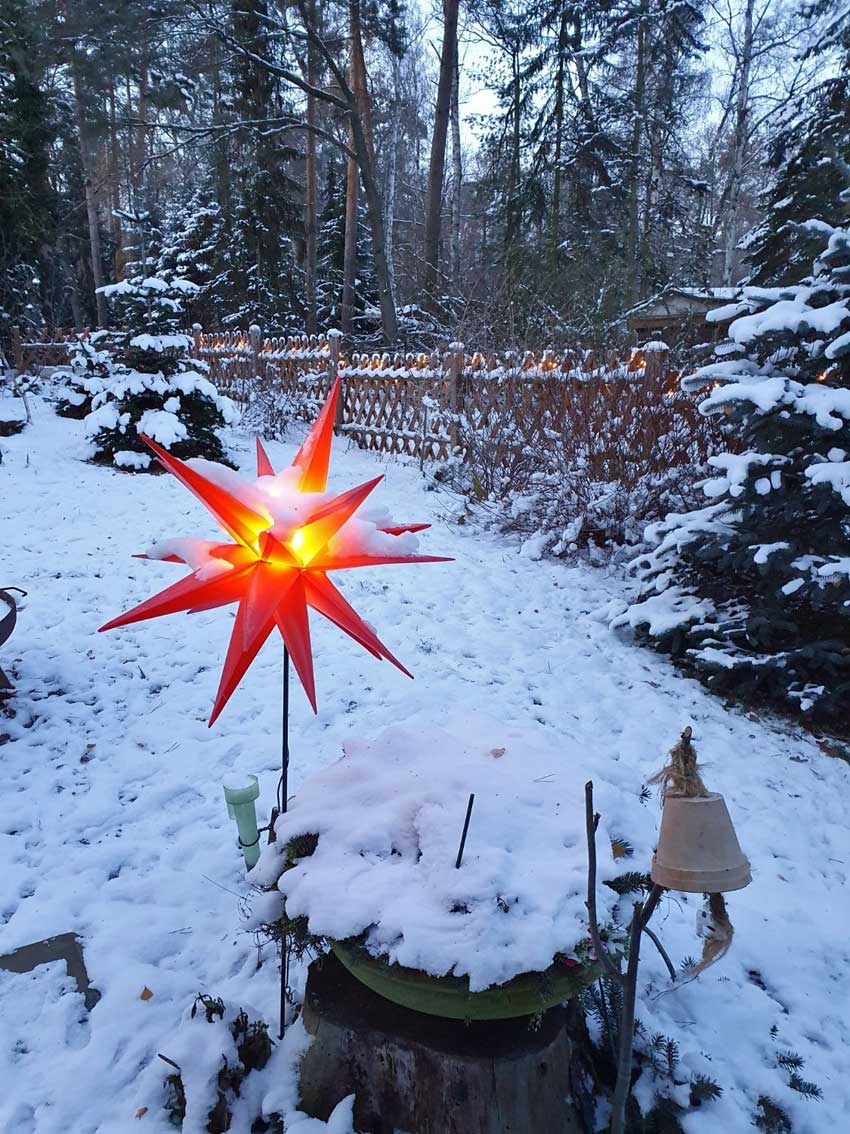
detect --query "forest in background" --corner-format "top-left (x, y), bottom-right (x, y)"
top-left (0, 0), bottom-right (846, 350)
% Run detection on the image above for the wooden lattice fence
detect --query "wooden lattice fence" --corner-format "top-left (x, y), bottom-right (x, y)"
top-left (7, 324), bottom-right (681, 465)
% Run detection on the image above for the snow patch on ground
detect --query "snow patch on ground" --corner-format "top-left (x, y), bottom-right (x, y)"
top-left (1, 399), bottom-right (849, 1132)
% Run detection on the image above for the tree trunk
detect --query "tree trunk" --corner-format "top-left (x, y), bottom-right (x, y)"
top-left (549, 11), bottom-right (568, 264)
top-left (449, 43), bottom-right (462, 284)
top-left (298, 951), bottom-right (595, 1134)
top-left (721, 0), bottom-right (754, 286)
top-left (384, 53), bottom-right (402, 297)
top-left (341, 128), bottom-right (359, 335)
top-left (423, 0), bottom-right (460, 304)
top-left (347, 0), bottom-right (397, 344)
top-left (108, 76), bottom-right (124, 278)
top-left (69, 49), bottom-right (108, 327)
top-left (304, 0), bottom-right (319, 334)
top-left (626, 0), bottom-right (649, 305)
top-left (505, 48), bottom-right (522, 260)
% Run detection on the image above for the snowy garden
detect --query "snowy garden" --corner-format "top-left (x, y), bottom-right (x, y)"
top-left (2, 1), bottom-right (850, 1133)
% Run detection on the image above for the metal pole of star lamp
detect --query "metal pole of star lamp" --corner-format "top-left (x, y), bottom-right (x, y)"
top-left (279, 647), bottom-right (290, 1041)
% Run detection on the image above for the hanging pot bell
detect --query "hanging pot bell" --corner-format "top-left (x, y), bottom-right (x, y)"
top-left (651, 793), bottom-right (751, 893)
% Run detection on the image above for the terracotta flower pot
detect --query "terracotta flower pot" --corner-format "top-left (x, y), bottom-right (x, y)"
top-left (651, 792), bottom-right (751, 894)
top-left (331, 939), bottom-right (600, 1020)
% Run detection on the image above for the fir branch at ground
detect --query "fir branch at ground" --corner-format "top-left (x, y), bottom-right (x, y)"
top-left (0, 403), bottom-right (848, 1132)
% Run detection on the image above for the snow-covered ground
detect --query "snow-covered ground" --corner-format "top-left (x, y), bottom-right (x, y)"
top-left (1, 398), bottom-right (848, 1133)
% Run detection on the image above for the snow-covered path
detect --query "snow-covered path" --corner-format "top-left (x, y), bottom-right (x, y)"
top-left (1, 401), bottom-right (848, 1133)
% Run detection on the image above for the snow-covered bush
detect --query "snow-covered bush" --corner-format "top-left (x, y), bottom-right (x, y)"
top-left (442, 372), bottom-right (720, 556)
top-left (85, 275), bottom-right (236, 470)
top-left (614, 223), bottom-right (850, 730)
top-left (252, 727), bottom-right (622, 991)
top-left (54, 332), bottom-right (112, 418)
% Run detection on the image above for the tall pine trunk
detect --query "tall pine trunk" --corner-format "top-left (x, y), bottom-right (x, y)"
top-left (449, 44), bottom-right (462, 284)
top-left (721, 0), bottom-right (754, 286)
top-left (423, 0), bottom-right (460, 304)
top-left (341, 124), bottom-right (359, 335)
top-left (304, 0), bottom-right (319, 334)
top-left (626, 0), bottom-right (649, 305)
top-left (347, 0), bottom-right (397, 344)
top-left (68, 42), bottom-right (108, 326)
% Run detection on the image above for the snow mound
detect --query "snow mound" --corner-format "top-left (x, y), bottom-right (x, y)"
top-left (255, 725), bottom-right (620, 991)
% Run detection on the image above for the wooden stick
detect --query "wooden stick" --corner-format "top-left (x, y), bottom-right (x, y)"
top-left (643, 924), bottom-right (677, 983)
top-left (610, 903), bottom-right (644, 1134)
top-left (584, 781), bottom-right (622, 983)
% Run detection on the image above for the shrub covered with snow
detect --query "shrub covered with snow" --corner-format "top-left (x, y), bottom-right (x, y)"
top-left (442, 372), bottom-right (721, 556)
top-left (84, 275), bottom-right (236, 470)
top-left (54, 332), bottom-right (112, 418)
top-left (253, 727), bottom-right (622, 991)
top-left (615, 223), bottom-right (850, 729)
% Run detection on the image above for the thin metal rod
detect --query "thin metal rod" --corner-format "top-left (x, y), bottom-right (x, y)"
top-left (455, 793), bottom-right (475, 868)
top-left (279, 648), bottom-right (290, 1042)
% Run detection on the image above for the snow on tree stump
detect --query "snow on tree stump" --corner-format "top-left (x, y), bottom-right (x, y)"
top-left (298, 950), bottom-right (596, 1134)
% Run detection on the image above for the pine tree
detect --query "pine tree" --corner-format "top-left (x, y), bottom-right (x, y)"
top-left (85, 275), bottom-right (236, 470)
top-left (617, 214), bottom-right (850, 728)
top-left (156, 187), bottom-right (227, 326)
top-left (0, 0), bottom-right (56, 340)
top-left (316, 160), bottom-right (380, 337)
top-left (55, 332), bottom-right (113, 418)
top-left (747, 70), bottom-right (850, 287)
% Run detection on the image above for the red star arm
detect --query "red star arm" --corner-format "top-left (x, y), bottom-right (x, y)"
top-left (378, 523), bottom-right (431, 535)
top-left (99, 564), bottom-right (254, 632)
top-left (140, 434), bottom-right (270, 551)
top-left (209, 600), bottom-right (277, 726)
top-left (274, 577), bottom-right (317, 712)
top-left (291, 376), bottom-right (340, 493)
top-left (313, 553), bottom-right (453, 570)
top-left (305, 573), bottom-right (412, 677)
top-left (256, 437), bottom-right (275, 477)
top-left (240, 561), bottom-right (298, 650)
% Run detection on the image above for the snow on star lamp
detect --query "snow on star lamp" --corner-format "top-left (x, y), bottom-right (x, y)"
top-left (99, 378), bottom-right (451, 723)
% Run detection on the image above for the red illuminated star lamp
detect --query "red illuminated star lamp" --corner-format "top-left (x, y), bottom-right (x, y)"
top-left (100, 377), bottom-right (450, 728)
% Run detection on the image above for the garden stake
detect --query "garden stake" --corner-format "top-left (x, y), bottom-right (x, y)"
top-left (455, 793), bottom-right (475, 868)
top-left (279, 647), bottom-right (290, 1041)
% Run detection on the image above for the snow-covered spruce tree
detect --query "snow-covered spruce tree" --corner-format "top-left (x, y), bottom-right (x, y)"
top-left (55, 331), bottom-right (113, 418)
top-left (85, 275), bottom-right (236, 470)
top-left (616, 223), bottom-right (850, 729)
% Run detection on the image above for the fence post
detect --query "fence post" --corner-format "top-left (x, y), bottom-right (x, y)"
top-left (447, 341), bottom-right (464, 453)
top-left (643, 339), bottom-right (669, 383)
top-left (192, 322), bottom-right (203, 356)
top-left (328, 328), bottom-right (343, 432)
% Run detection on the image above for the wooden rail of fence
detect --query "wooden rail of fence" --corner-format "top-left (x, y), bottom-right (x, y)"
top-left (8, 324), bottom-right (676, 464)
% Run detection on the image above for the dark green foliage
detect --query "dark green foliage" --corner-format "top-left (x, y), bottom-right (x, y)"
top-left (0, 0), bottom-right (56, 342)
top-left (85, 275), bottom-right (233, 469)
top-left (604, 871), bottom-right (654, 896)
top-left (748, 67), bottom-right (850, 288)
top-left (788, 1073), bottom-right (822, 1100)
top-left (689, 1074), bottom-right (723, 1106)
top-left (753, 1096), bottom-right (792, 1134)
top-left (623, 217), bottom-right (850, 731)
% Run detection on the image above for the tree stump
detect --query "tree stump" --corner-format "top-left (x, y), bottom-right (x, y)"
top-left (298, 951), bottom-right (597, 1134)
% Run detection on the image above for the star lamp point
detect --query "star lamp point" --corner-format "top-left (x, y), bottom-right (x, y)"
top-left (99, 378), bottom-right (450, 724)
